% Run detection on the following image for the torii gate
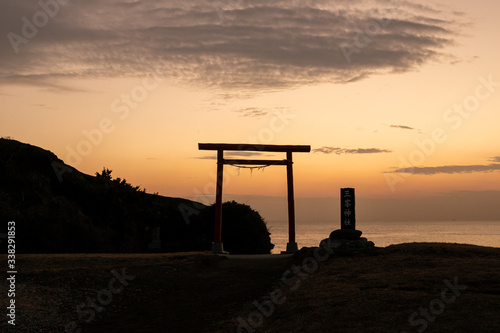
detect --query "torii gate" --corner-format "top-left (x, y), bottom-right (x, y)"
top-left (198, 143), bottom-right (311, 254)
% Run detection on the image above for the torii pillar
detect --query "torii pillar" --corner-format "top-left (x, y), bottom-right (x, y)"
top-left (198, 143), bottom-right (311, 254)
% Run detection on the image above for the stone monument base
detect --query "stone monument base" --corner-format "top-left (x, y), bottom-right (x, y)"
top-left (211, 243), bottom-right (228, 254)
top-left (281, 242), bottom-right (298, 254)
top-left (329, 229), bottom-right (363, 240)
top-left (320, 229), bottom-right (375, 254)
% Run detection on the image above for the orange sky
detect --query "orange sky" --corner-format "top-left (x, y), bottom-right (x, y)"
top-left (1, 0), bottom-right (500, 221)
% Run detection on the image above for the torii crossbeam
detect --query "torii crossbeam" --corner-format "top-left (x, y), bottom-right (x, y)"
top-left (198, 143), bottom-right (311, 254)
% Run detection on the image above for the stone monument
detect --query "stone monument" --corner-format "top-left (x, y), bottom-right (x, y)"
top-left (320, 188), bottom-right (374, 253)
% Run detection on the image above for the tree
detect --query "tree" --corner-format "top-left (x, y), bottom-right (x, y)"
top-left (96, 167), bottom-right (113, 180)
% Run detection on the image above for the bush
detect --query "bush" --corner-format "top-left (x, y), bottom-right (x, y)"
top-left (194, 201), bottom-right (274, 254)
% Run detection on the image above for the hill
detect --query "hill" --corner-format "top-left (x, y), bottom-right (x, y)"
top-left (0, 138), bottom-right (273, 254)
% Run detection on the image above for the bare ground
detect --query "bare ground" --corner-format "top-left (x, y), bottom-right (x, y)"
top-left (1, 243), bottom-right (499, 332)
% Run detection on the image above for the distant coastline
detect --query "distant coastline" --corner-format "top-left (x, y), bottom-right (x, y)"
top-left (268, 220), bottom-right (500, 253)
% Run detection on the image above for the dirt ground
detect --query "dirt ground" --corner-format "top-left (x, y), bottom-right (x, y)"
top-left (1, 243), bottom-right (499, 332)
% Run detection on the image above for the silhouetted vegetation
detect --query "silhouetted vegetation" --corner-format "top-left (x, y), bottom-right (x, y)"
top-left (0, 139), bottom-right (274, 254)
top-left (191, 201), bottom-right (274, 254)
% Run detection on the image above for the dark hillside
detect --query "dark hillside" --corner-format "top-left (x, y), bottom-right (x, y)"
top-left (0, 138), bottom-right (274, 254)
top-left (0, 138), bottom-right (203, 253)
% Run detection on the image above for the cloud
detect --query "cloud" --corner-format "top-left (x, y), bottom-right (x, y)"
top-left (313, 147), bottom-right (392, 154)
top-left (233, 106), bottom-right (291, 117)
top-left (389, 124), bottom-right (422, 133)
top-left (489, 156), bottom-right (500, 163)
top-left (235, 107), bottom-right (268, 118)
top-left (0, 0), bottom-right (463, 92)
top-left (195, 155), bottom-right (217, 160)
top-left (390, 124), bottom-right (418, 131)
top-left (390, 162), bottom-right (500, 175)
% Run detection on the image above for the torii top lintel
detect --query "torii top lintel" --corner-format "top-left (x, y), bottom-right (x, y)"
top-left (198, 143), bottom-right (311, 153)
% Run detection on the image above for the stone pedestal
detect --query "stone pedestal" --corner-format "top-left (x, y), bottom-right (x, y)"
top-left (330, 229), bottom-right (362, 240)
top-left (281, 242), bottom-right (298, 254)
top-left (211, 242), bottom-right (228, 254)
top-left (320, 228), bottom-right (375, 254)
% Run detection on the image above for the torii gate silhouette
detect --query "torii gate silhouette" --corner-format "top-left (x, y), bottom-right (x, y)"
top-left (198, 143), bottom-right (311, 254)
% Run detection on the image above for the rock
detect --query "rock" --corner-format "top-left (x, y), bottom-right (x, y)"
top-left (319, 236), bottom-right (375, 255)
top-left (329, 229), bottom-right (362, 240)
top-left (319, 238), bottom-right (330, 248)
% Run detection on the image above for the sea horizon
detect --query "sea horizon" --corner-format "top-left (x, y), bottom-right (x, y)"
top-left (267, 220), bottom-right (500, 253)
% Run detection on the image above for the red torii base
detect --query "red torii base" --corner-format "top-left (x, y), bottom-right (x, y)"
top-left (198, 143), bottom-right (311, 254)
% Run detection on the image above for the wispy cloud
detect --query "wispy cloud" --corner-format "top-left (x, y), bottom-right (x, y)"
top-left (389, 124), bottom-right (422, 133)
top-left (0, 0), bottom-right (463, 92)
top-left (313, 147), bottom-right (392, 155)
top-left (390, 124), bottom-right (418, 131)
top-left (195, 155), bottom-right (218, 160)
top-left (391, 164), bottom-right (500, 175)
top-left (235, 107), bottom-right (268, 118)
top-left (389, 157), bottom-right (500, 175)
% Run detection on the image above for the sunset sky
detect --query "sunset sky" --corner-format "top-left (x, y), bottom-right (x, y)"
top-left (1, 0), bottom-right (499, 221)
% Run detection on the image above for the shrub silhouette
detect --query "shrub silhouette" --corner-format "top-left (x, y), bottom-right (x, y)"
top-left (193, 201), bottom-right (274, 254)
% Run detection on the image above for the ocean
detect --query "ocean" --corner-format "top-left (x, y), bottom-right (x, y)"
top-left (267, 220), bottom-right (500, 253)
